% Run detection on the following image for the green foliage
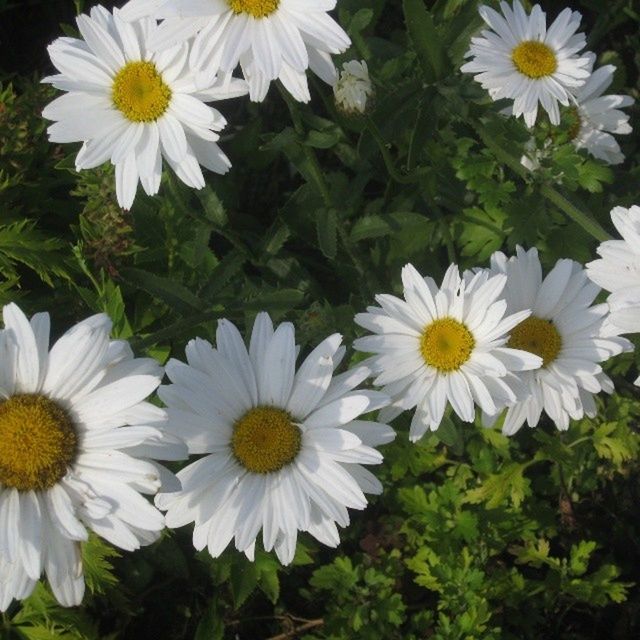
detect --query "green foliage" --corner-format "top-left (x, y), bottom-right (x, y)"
top-left (1, 0), bottom-right (639, 639)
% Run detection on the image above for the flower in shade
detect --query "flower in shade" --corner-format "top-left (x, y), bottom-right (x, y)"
top-left (156, 313), bottom-right (393, 565)
top-left (484, 247), bottom-right (631, 434)
top-left (353, 263), bottom-right (542, 442)
top-left (571, 55), bottom-right (634, 165)
top-left (0, 303), bottom-right (185, 610)
top-left (42, 4), bottom-right (248, 209)
top-left (120, 0), bottom-right (351, 103)
top-left (334, 60), bottom-right (373, 115)
top-left (461, 1), bottom-right (592, 127)
top-left (587, 205), bottom-right (640, 384)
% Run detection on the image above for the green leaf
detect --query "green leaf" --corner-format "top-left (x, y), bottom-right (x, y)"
top-left (466, 462), bottom-right (532, 509)
top-left (0, 220), bottom-right (69, 286)
top-left (82, 535), bottom-right (120, 595)
top-left (194, 598), bottom-right (224, 640)
top-left (403, 0), bottom-right (445, 83)
top-left (119, 267), bottom-right (204, 313)
top-left (316, 208), bottom-right (338, 259)
top-left (230, 560), bottom-right (259, 609)
top-left (243, 288), bottom-right (305, 312)
top-left (350, 212), bottom-right (428, 242)
top-left (349, 8), bottom-right (374, 32)
top-left (197, 186), bottom-right (228, 226)
top-left (254, 553), bottom-right (281, 604)
top-left (593, 421), bottom-right (638, 465)
top-left (569, 541), bottom-right (597, 577)
top-left (98, 279), bottom-right (132, 339)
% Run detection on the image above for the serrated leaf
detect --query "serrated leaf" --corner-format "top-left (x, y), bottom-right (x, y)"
top-left (82, 535), bottom-right (120, 595)
top-left (569, 541), bottom-right (597, 577)
top-left (194, 598), bottom-right (224, 640)
top-left (197, 186), bottom-right (228, 226)
top-left (466, 462), bottom-right (531, 509)
top-left (230, 560), bottom-right (259, 609)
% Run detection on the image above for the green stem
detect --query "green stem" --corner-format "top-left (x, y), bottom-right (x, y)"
top-left (365, 117), bottom-right (425, 184)
top-left (539, 185), bottom-right (610, 243)
top-left (473, 122), bottom-right (611, 243)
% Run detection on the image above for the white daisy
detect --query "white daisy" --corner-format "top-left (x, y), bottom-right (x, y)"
top-left (570, 55), bottom-right (634, 165)
top-left (353, 263), bottom-right (542, 442)
top-left (587, 205), bottom-right (640, 338)
top-left (42, 4), bottom-right (248, 210)
top-left (485, 247), bottom-right (631, 435)
top-left (155, 313), bottom-right (393, 565)
top-left (461, 1), bottom-right (593, 127)
top-left (120, 0), bottom-right (351, 102)
top-left (0, 303), bottom-right (186, 610)
top-left (333, 60), bottom-right (373, 115)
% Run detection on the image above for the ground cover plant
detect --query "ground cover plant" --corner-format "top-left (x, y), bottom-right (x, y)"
top-left (0, 0), bottom-right (639, 638)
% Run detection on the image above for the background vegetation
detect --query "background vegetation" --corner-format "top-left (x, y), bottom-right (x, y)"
top-left (0, 0), bottom-right (639, 638)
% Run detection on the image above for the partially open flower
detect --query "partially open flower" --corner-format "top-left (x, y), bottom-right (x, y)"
top-left (334, 60), bottom-right (373, 115)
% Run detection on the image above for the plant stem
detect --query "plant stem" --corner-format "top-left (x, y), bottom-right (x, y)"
top-left (365, 116), bottom-right (426, 184)
top-left (473, 122), bottom-right (611, 242)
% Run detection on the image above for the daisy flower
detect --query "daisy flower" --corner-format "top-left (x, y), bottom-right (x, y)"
top-left (0, 303), bottom-right (186, 610)
top-left (334, 60), bottom-right (373, 115)
top-left (461, 1), bottom-right (593, 127)
top-left (156, 313), bottom-right (393, 565)
top-left (42, 5), bottom-right (248, 210)
top-left (120, 0), bottom-right (351, 102)
top-left (485, 247), bottom-right (631, 435)
top-left (353, 263), bottom-right (542, 442)
top-left (587, 205), bottom-right (640, 339)
top-left (570, 55), bottom-right (634, 165)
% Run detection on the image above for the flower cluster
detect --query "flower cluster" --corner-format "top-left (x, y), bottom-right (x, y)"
top-left (354, 246), bottom-right (630, 439)
top-left (41, 2), bottom-right (356, 209)
top-left (3, 0), bottom-right (637, 618)
top-left (0, 305), bottom-right (393, 609)
top-left (461, 0), bottom-right (633, 163)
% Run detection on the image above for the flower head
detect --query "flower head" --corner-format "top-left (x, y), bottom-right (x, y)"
top-left (587, 205), bottom-right (640, 339)
top-left (334, 60), bottom-right (373, 115)
top-left (461, 1), bottom-right (593, 127)
top-left (354, 263), bottom-right (542, 442)
top-left (571, 56), bottom-right (634, 165)
top-left (120, 0), bottom-right (351, 103)
top-left (42, 5), bottom-right (248, 209)
top-left (156, 313), bottom-right (393, 565)
top-left (485, 247), bottom-right (631, 434)
top-left (0, 303), bottom-right (185, 610)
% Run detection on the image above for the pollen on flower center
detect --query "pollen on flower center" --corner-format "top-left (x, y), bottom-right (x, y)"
top-left (0, 394), bottom-right (78, 492)
top-left (112, 61), bottom-right (172, 123)
top-left (511, 41), bottom-right (557, 79)
top-left (508, 316), bottom-right (562, 367)
top-left (227, 0), bottom-right (280, 18)
top-left (420, 318), bottom-right (475, 372)
top-left (232, 406), bottom-right (301, 474)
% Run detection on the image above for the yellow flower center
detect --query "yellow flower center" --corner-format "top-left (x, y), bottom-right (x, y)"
top-left (112, 61), bottom-right (172, 123)
top-left (0, 394), bottom-right (78, 492)
top-left (508, 316), bottom-right (562, 367)
top-left (231, 406), bottom-right (301, 474)
top-left (227, 0), bottom-right (280, 18)
top-left (511, 41), bottom-right (558, 79)
top-left (420, 318), bottom-right (475, 372)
